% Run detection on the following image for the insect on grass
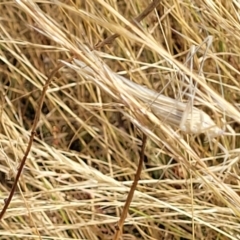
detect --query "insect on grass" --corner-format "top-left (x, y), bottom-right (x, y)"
top-left (66, 57), bottom-right (224, 140)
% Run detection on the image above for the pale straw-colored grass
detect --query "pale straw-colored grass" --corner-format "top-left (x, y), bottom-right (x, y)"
top-left (0, 0), bottom-right (240, 239)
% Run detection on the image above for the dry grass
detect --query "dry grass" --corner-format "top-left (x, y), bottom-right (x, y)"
top-left (0, 0), bottom-right (240, 239)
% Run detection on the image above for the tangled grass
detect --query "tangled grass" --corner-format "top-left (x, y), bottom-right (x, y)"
top-left (1, 0), bottom-right (240, 239)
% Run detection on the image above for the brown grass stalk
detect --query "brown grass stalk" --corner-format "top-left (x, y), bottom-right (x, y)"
top-left (113, 134), bottom-right (147, 240)
top-left (0, 61), bottom-right (70, 220)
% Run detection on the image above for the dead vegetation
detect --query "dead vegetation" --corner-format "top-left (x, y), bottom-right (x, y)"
top-left (0, 0), bottom-right (240, 239)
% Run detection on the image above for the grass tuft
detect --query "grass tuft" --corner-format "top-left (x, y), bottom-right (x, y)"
top-left (0, 0), bottom-right (240, 239)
